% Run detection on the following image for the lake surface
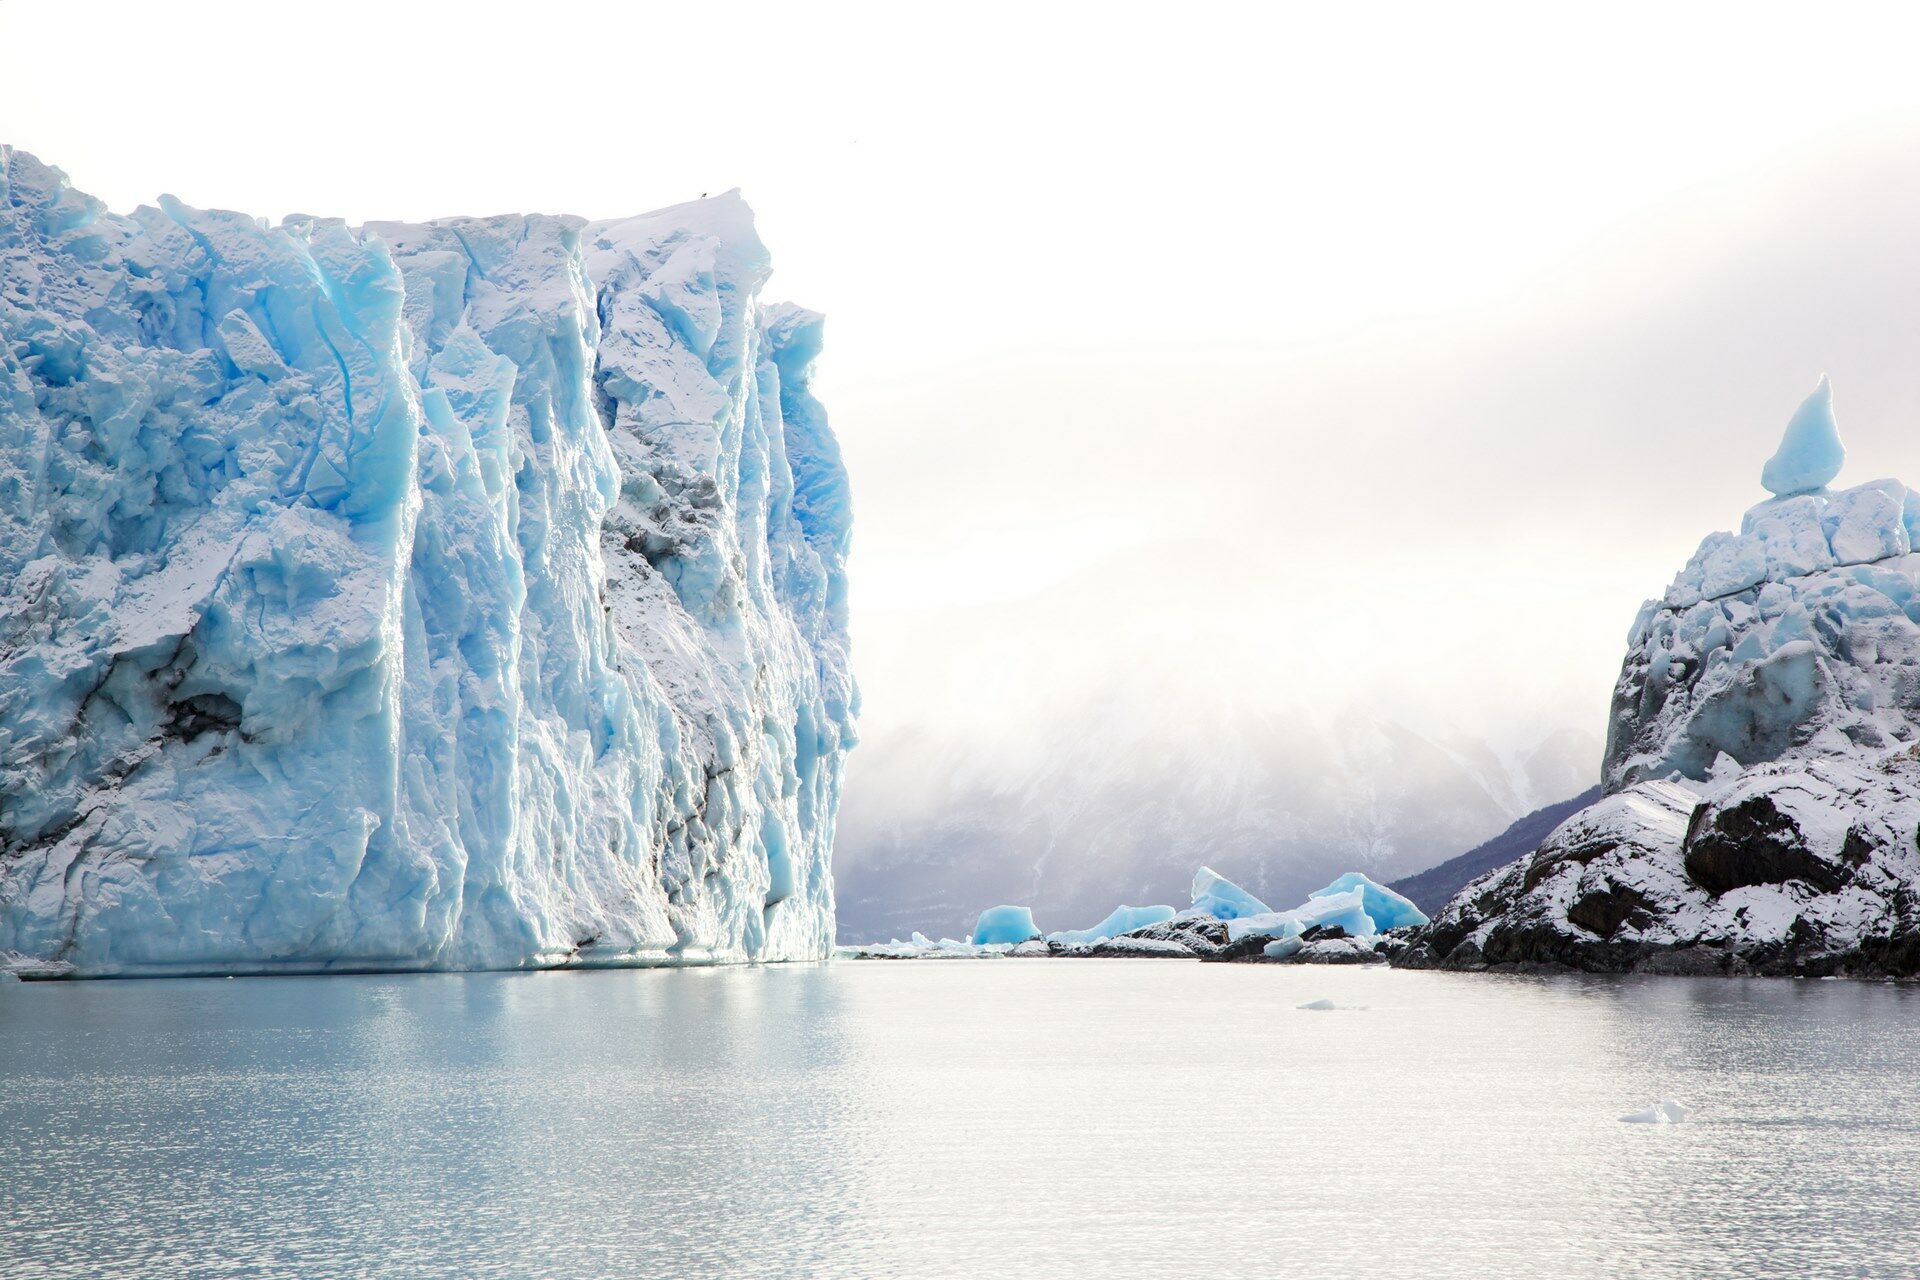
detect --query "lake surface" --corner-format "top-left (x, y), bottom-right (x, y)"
top-left (4, 962), bottom-right (1917, 1278)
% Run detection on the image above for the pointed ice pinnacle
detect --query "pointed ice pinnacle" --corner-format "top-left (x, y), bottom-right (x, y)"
top-left (1761, 375), bottom-right (1845, 497)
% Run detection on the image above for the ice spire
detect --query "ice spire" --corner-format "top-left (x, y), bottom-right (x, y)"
top-left (1760, 375), bottom-right (1844, 497)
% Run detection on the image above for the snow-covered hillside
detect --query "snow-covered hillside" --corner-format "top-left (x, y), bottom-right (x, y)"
top-left (0, 150), bottom-right (853, 976)
top-left (1409, 381), bottom-right (1920, 976)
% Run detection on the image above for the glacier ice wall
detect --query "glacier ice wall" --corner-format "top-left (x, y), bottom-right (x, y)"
top-left (0, 149), bottom-right (854, 975)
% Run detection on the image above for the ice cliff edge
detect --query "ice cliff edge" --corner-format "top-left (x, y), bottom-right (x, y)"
top-left (1409, 379), bottom-right (1920, 977)
top-left (0, 149), bottom-right (854, 976)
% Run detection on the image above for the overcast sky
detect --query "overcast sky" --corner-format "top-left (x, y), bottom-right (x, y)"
top-left (10, 0), bottom-right (1920, 768)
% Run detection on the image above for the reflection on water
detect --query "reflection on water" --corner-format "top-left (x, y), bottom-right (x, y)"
top-left (4, 964), bottom-right (1917, 1278)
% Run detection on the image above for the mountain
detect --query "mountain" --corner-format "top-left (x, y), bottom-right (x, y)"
top-left (835, 683), bottom-right (1598, 941)
top-left (0, 150), bottom-right (853, 977)
top-left (1408, 380), bottom-right (1920, 977)
top-left (1388, 786), bottom-right (1601, 915)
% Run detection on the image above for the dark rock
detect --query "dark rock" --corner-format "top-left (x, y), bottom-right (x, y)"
top-left (1084, 937), bottom-right (1196, 959)
top-left (1683, 794), bottom-right (1849, 895)
top-left (1121, 916), bottom-right (1227, 957)
top-left (1565, 884), bottom-right (1655, 938)
top-left (1202, 932), bottom-right (1275, 963)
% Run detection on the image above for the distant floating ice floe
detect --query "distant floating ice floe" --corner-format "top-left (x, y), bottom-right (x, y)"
top-left (1619, 1100), bottom-right (1692, 1125)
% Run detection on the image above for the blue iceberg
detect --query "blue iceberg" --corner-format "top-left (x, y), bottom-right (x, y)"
top-left (1222, 885), bottom-right (1383, 942)
top-left (971, 906), bottom-right (1042, 946)
top-left (1309, 872), bottom-right (1429, 931)
top-left (1046, 904), bottom-right (1176, 946)
top-left (1190, 867), bottom-right (1272, 920)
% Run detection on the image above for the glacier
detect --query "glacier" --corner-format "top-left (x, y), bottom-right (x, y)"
top-left (0, 149), bottom-right (854, 977)
top-left (1407, 380), bottom-right (1920, 977)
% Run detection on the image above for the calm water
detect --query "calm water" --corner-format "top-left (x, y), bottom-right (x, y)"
top-left (4, 962), bottom-right (1918, 1279)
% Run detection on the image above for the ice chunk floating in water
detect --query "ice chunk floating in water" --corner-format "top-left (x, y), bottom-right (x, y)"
top-left (971, 906), bottom-right (1041, 945)
top-left (1619, 1101), bottom-right (1692, 1125)
top-left (0, 150), bottom-right (855, 976)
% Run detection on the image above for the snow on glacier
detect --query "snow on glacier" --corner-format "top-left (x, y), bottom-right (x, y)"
top-left (0, 150), bottom-right (854, 976)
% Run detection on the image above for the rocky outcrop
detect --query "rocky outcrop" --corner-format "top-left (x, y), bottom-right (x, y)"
top-left (1405, 382), bottom-right (1920, 979)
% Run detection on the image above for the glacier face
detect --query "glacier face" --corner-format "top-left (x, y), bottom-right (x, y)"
top-left (1410, 382), bottom-right (1920, 977)
top-left (0, 149), bottom-right (854, 976)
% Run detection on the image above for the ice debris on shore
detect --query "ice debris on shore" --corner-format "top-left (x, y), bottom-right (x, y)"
top-left (841, 868), bottom-right (1428, 961)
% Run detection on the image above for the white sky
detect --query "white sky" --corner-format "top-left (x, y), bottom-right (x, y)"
top-left (11, 0), bottom-right (1920, 760)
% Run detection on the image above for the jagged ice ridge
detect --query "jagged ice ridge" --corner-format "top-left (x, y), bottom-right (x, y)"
top-left (0, 150), bottom-right (854, 976)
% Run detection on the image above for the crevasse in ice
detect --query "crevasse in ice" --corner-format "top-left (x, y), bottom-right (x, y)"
top-left (0, 150), bottom-right (854, 976)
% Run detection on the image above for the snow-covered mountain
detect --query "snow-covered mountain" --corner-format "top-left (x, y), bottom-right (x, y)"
top-left (0, 150), bottom-right (854, 976)
top-left (1411, 380), bottom-right (1920, 976)
top-left (836, 684), bottom-right (1597, 942)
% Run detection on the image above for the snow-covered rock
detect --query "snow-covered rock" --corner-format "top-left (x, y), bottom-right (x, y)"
top-left (0, 150), bottom-right (854, 976)
top-left (1407, 383), bottom-right (1920, 977)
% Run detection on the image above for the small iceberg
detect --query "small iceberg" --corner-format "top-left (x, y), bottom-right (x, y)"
top-left (1297, 998), bottom-right (1339, 1011)
top-left (1619, 1100), bottom-right (1692, 1125)
top-left (1046, 904), bottom-right (1176, 946)
top-left (970, 905), bottom-right (1041, 946)
top-left (1309, 873), bottom-right (1429, 932)
top-left (1190, 867), bottom-right (1273, 921)
top-left (860, 866), bottom-right (1424, 963)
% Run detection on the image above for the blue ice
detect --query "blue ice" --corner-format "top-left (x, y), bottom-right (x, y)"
top-left (1190, 867), bottom-right (1272, 920)
top-left (1760, 376), bottom-right (1844, 497)
top-left (1310, 873), bottom-right (1429, 931)
top-left (971, 906), bottom-right (1042, 945)
top-left (1047, 904), bottom-right (1176, 946)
